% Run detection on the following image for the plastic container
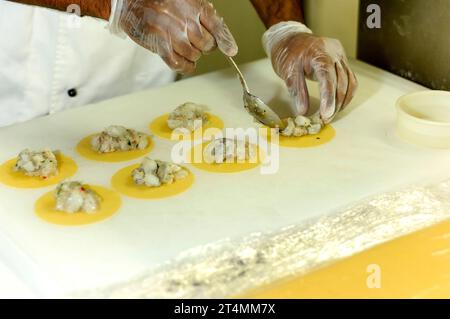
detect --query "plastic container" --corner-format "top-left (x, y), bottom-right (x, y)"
top-left (396, 90), bottom-right (450, 149)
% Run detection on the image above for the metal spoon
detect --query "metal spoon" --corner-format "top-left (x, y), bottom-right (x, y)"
top-left (227, 57), bottom-right (286, 129)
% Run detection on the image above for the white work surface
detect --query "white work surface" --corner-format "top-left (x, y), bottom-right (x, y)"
top-left (0, 59), bottom-right (449, 297)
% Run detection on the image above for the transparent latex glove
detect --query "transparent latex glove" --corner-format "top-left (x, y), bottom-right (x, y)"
top-left (263, 22), bottom-right (358, 123)
top-left (109, 0), bottom-right (238, 74)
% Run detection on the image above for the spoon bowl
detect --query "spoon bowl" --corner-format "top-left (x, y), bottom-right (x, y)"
top-left (227, 57), bottom-right (285, 129)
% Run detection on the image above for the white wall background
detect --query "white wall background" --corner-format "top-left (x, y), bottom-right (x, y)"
top-left (304, 0), bottom-right (359, 58)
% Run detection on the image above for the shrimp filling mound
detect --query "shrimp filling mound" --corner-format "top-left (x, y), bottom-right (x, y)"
top-left (280, 115), bottom-right (323, 137)
top-left (167, 102), bottom-right (209, 132)
top-left (91, 125), bottom-right (148, 153)
top-left (132, 158), bottom-right (189, 187)
top-left (204, 138), bottom-right (257, 164)
top-left (14, 149), bottom-right (58, 178)
top-left (55, 181), bottom-right (100, 213)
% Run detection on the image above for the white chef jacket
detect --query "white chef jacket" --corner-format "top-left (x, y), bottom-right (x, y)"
top-left (0, 1), bottom-right (176, 127)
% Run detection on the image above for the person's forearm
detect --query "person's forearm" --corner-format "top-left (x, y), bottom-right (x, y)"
top-left (8, 0), bottom-right (111, 20)
top-left (250, 0), bottom-right (304, 28)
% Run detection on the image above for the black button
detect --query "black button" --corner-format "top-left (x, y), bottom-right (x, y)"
top-left (68, 88), bottom-right (77, 97)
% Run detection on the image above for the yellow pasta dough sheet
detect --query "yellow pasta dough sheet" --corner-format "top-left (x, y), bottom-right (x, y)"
top-left (242, 219), bottom-right (450, 299)
top-left (261, 125), bottom-right (336, 148)
top-left (111, 164), bottom-right (195, 199)
top-left (149, 113), bottom-right (224, 140)
top-left (0, 153), bottom-right (77, 189)
top-left (35, 185), bottom-right (122, 226)
top-left (76, 135), bottom-right (153, 162)
top-left (188, 142), bottom-right (262, 173)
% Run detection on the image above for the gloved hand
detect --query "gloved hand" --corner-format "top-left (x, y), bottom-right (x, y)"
top-left (109, 0), bottom-right (238, 74)
top-left (263, 22), bottom-right (358, 123)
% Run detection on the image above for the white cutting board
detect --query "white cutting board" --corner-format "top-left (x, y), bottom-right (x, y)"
top-left (0, 59), bottom-right (449, 296)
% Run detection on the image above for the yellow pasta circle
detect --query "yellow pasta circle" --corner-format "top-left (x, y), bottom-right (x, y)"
top-left (111, 164), bottom-right (195, 199)
top-left (0, 153), bottom-right (78, 189)
top-left (188, 142), bottom-right (261, 174)
top-left (76, 135), bottom-right (153, 162)
top-left (261, 125), bottom-right (336, 148)
top-left (35, 185), bottom-right (122, 226)
top-left (149, 113), bottom-right (224, 140)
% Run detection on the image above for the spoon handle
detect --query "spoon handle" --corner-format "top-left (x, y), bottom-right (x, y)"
top-left (227, 57), bottom-right (250, 93)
